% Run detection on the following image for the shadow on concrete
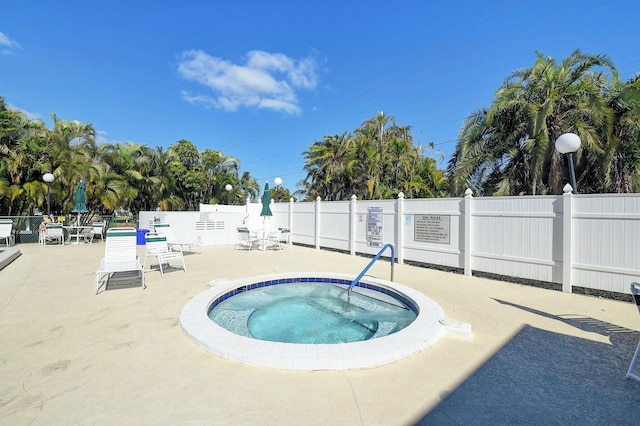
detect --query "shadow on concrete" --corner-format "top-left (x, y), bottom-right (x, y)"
top-left (416, 299), bottom-right (640, 425)
top-left (103, 271), bottom-right (145, 292)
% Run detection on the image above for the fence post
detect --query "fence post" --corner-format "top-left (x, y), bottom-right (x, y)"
top-left (315, 196), bottom-right (321, 250)
top-left (464, 188), bottom-right (473, 276)
top-left (562, 184), bottom-right (574, 293)
top-left (396, 192), bottom-right (404, 264)
top-left (350, 194), bottom-right (356, 256)
top-left (288, 197), bottom-right (294, 246)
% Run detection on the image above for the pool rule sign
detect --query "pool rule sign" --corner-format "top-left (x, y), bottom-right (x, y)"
top-left (414, 214), bottom-right (450, 244)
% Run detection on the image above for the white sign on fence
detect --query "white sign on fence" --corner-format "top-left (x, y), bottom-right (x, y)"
top-left (367, 207), bottom-right (383, 247)
top-left (414, 214), bottom-right (450, 244)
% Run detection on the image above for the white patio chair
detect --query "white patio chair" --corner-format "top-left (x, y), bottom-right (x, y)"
top-left (626, 282), bottom-right (640, 382)
top-left (143, 232), bottom-right (186, 277)
top-left (267, 227), bottom-right (290, 250)
top-left (236, 227), bottom-right (258, 251)
top-left (89, 222), bottom-right (105, 242)
top-left (95, 227), bottom-right (145, 294)
top-left (43, 223), bottom-right (65, 246)
top-left (153, 222), bottom-right (196, 252)
top-left (77, 226), bottom-right (93, 243)
top-left (0, 219), bottom-right (15, 247)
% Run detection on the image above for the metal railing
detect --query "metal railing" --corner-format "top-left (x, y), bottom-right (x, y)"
top-left (0, 214), bottom-right (116, 244)
top-left (348, 243), bottom-right (395, 298)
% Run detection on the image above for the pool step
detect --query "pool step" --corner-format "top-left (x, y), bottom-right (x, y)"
top-left (439, 318), bottom-right (472, 340)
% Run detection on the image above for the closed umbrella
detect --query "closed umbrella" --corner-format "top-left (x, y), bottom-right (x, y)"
top-left (259, 183), bottom-right (272, 249)
top-left (260, 183), bottom-right (272, 217)
top-left (72, 181), bottom-right (88, 214)
top-left (71, 181), bottom-right (89, 244)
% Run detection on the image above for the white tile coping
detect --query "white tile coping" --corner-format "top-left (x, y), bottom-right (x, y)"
top-left (181, 272), bottom-right (469, 370)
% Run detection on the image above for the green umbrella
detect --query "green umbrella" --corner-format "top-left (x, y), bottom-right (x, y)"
top-left (71, 180), bottom-right (89, 233)
top-left (72, 181), bottom-right (88, 213)
top-left (260, 183), bottom-right (272, 217)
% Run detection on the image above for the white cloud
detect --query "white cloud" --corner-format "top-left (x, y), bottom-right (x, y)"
top-left (0, 31), bottom-right (21, 55)
top-left (6, 103), bottom-right (40, 120)
top-left (177, 49), bottom-right (318, 115)
top-left (95, 130), bottom-right (111, 145)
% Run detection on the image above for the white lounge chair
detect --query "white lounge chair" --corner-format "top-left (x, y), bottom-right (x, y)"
top-left (95, 227), bottom-right (145, 294)
top-left (153, 223), bottom-right (196, 252)
top-left (143, 232), bottom-right (186, 277)
top-left (0, 219), bottom-right (15, 247)
top-left (626, 282), bottom-right (640, 382)
top-left (236, 227), bottom-right (258, 251)
top-left (43, 223), bottom-right (65, 246)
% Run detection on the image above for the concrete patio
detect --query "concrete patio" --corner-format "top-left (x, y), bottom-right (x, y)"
top-left (1, 241), bottom-right (639, 425)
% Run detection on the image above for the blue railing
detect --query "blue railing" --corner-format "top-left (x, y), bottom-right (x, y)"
top-left (348, 243), bottom-right (395, 298)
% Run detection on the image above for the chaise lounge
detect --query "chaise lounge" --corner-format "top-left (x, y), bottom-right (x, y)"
top-left (95, 227), bottom-right (145, 294)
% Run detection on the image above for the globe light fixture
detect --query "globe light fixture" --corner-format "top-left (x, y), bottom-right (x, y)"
top-left (555, 133), bottom-right (581, 194)
top-left (43, 173), bottom-right (55, 216)
top-left (274, 177), bottom-right (282, 202)
top-left (225, 184), bottom-right (233, 205)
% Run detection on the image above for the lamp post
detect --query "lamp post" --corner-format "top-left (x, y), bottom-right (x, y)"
top-left (43, 173), bottom-right (55, 216)
top-left (555, 133), bottom-right (581, 194)
top-left (225, 184), bottom-right (233, 205)
top-left (274, 177), bottom-right (282, 202)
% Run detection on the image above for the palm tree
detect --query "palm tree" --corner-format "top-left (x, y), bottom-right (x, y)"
top-left (449, 50), bottom-right (617, 195)
top-left (201, 148), bottom-right (240, 205)
top-left (596, 74), bottom-right (640, 193)
top-left (47, 114), bottom-right (96, 211)
top-left (237, 171), bottom-right (259, 203)
top-left (302, 112), bottom-right (444, 200)
top-left (302, 132), bottom-right (354, 200)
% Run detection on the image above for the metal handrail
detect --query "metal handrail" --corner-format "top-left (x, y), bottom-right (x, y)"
top-left (348, 243), bottom-right (395, 298)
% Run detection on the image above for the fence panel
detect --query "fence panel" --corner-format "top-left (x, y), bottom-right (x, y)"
top-left (471, 196), bottom-right (561, 283)
top-left (573, 194), bottom-right (640, 293)
top-left (318, 201), bottom-right (351, 251)
top-left (401, 198), bottom-right (464, 269)
top-left (290, 201), bottom-right (316, 246)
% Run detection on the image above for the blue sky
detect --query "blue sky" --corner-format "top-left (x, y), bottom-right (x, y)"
top-left (1, 0), bottom-right (639, 194)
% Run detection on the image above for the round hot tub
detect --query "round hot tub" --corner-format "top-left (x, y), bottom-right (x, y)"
top-left (180, 272), bottom-right (446, 370)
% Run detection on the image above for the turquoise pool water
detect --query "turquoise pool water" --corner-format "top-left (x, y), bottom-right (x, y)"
top-left (208, 282), bottom-right (417, 344)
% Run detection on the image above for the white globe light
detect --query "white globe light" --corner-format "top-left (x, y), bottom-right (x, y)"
top-left (225, 184), bottom-right (232, 192)
top-left (555, 133), bottom-right (581, 154)
top-left (274, 177), bottom-right (283, 187)
top-left (43, 173), bottom-right (55, 183)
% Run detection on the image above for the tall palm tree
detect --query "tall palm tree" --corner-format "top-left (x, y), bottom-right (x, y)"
top-left (84, 143), bottom-right (131, 213)
top-left (449, 50), bottom-right (616, 195)
top-left (597, 74), bottom-right (640, 193)
top-left (202, 148), bottom-right (240, 204)
top-left (47, 114), bottom-right (96, 211)
top-left (237, 171), bottom-right (259, 203)
top-left (302, 112), bottom-right (443, 200)
top-left (302, 132), bottom-right (354, 200)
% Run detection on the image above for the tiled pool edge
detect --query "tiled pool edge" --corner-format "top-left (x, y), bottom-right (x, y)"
top-left (180, 272), bottom-right (450, 371)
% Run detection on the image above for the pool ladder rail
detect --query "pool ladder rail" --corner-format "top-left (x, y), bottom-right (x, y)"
top-left (348, 243), bottom-right (395, 299)
top-left (346, 243), bottom-right (473, 341)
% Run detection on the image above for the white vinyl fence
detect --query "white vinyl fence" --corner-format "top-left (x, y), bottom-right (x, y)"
top-left (140, 188), bottom-right (640, 296)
